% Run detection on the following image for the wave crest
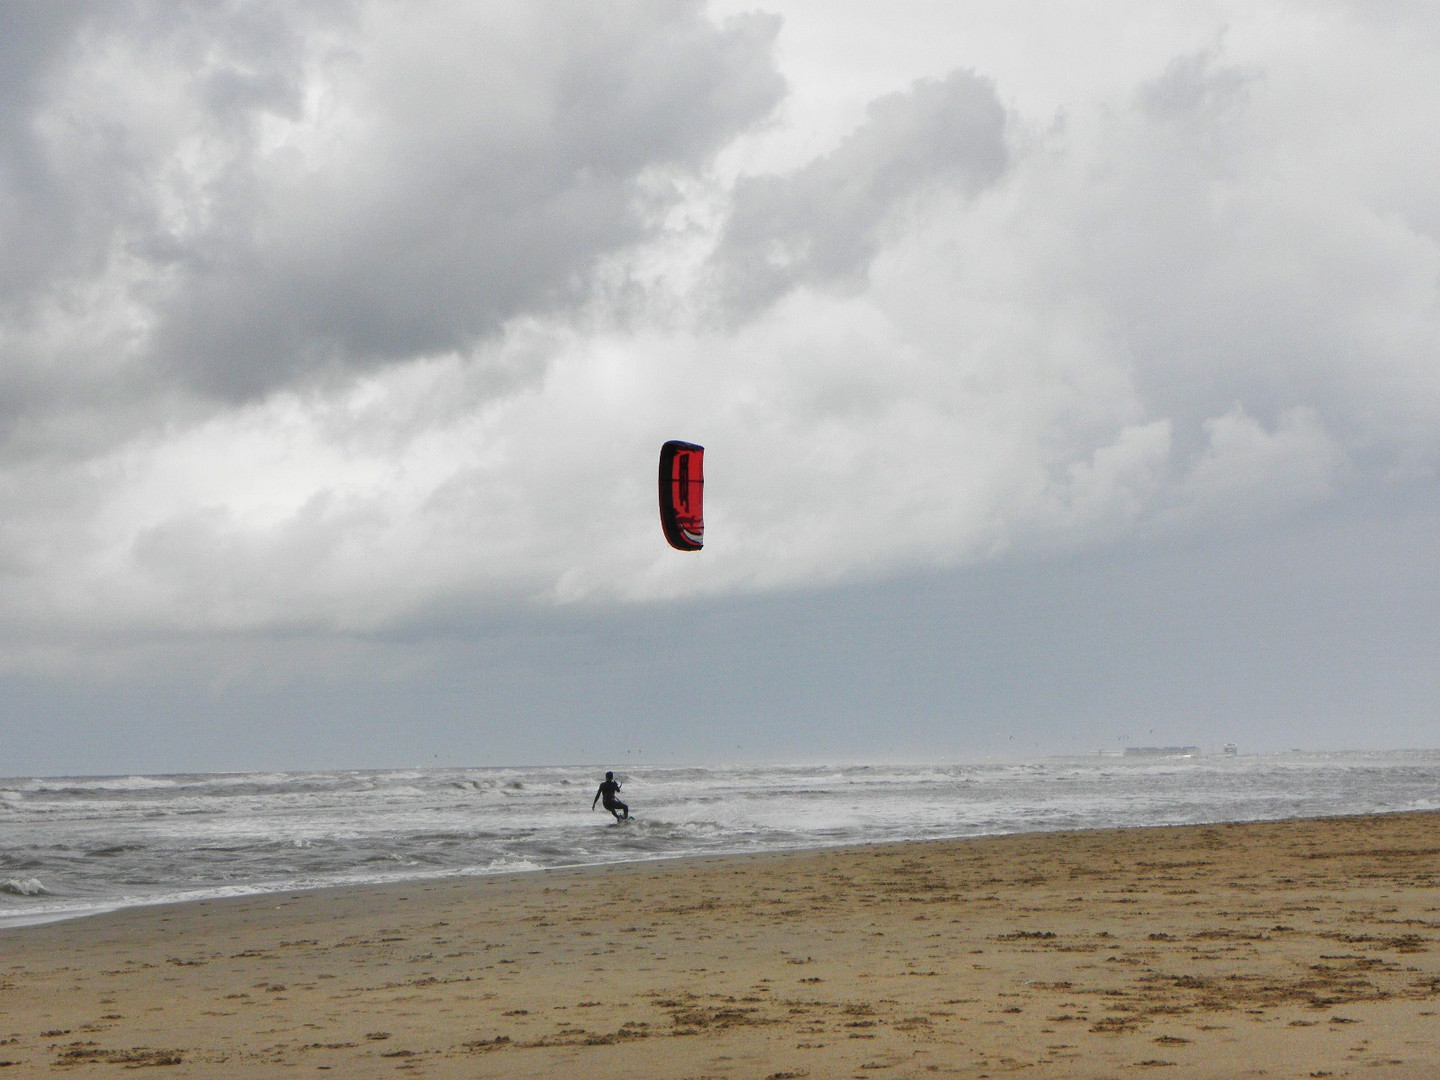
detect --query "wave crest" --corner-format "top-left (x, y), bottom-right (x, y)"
top-left (1, 877), bottom-right (48, 896)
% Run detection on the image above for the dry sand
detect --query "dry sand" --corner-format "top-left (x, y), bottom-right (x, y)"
top-left (2, 811), bottom-right (1437, 1078)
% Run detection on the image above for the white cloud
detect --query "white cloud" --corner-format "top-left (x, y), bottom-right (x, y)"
top-left (1172, 405), bottom-right (1345, 523)
top-left (707, 69), bottom-right (1008, 315)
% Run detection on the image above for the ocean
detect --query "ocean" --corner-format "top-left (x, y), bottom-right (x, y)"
top-left (2, 751), bottom-right (1437, 929)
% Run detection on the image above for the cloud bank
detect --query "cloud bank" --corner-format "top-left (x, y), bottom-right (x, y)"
top-left (2, 0), bottom-right (1438, 662)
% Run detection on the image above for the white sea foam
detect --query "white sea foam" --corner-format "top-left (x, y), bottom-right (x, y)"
top-left (1, 877), bottom-right (47, 896)
top-left (25, 775), bottom-right (181, 793)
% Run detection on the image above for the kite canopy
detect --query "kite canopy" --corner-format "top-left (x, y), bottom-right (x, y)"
top-left (659, 440), bottom-right (704, 551)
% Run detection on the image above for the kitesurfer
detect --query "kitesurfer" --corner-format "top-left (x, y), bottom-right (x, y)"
top-left (592, 771), bottom-right (629, 821)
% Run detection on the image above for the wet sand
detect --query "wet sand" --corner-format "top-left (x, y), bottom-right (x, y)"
top-left (2, 811), bottom-right (1437, 1077)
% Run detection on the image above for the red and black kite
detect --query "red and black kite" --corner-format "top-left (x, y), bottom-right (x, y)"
top-left (659, 440), bottom-right (704, 551)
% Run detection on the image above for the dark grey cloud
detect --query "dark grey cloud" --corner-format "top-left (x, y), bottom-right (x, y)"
top-left (0, 0), bottom-right (100, 301)
top-left (1137, 44), bottom-right (1256, 122)
top-left (0, 2), bottom-right (342, 461)
top-left (708, 69), bottom-right (1008, 315)
top-left (0, 1), bottom-right (93, 104)
top-left (147, 2), bottom-right (784, 400)
top-left (0, 0), bottom-right (785, 437)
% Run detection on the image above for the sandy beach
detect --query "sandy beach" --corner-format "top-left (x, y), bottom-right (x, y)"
top-left (2, 810), bottom-right (1437, 1078)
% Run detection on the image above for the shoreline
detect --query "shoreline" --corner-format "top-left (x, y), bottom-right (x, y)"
top-left (5, 803), bottom-right (1434, 934)
top-left (2, 810), bottom-right (1438, 1077)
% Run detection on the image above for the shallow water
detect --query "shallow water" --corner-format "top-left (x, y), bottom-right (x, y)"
top-left (2, 751), bottom-right (1437, 927)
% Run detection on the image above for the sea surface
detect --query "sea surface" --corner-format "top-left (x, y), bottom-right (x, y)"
top-left (3, 751), bottom-right (1438, 928)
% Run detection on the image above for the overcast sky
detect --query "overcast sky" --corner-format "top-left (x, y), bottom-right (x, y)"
top-left (2, 0), bottom-right (1437, 776)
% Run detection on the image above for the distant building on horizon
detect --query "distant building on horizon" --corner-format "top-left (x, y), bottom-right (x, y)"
top-left (1123, 746), bottom-right (1201, 758)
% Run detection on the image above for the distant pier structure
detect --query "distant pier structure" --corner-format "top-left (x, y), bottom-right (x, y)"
top-left (1223, 743), bottom-right (1238, 756)
top-left (1123, 746), bottom-right (1201, 758)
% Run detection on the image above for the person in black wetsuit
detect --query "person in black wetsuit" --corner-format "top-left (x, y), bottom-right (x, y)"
top-left (592, 771), bottom-right (629, 821)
